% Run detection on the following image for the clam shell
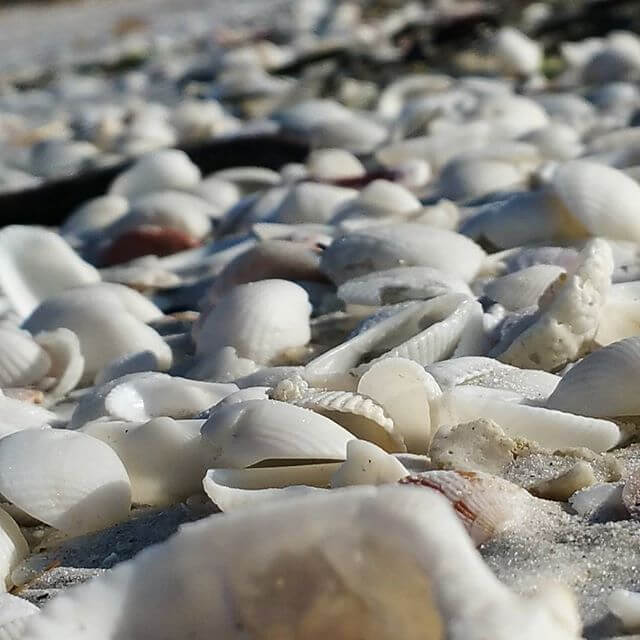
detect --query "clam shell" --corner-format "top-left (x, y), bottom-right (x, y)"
top-left (547, 337), bottom-right (640, 417)
top-left (0, 329), bottom-right (51, 388)
top-left (0, 226), bottom-right (100, 317)
top-left (194, 279), bottom-right (311, 365)
top-left (357, 358), bottom-right (441, 453)
top-left (0, 429), bottom-right (131, 535)
top-left (81, 417), bottom-right (207, 506)
top-left (200, 399), bottom-right (355, 468)
top-left (330, 440), bottom-right (408, 488)
top-left (179, 346), bottom-right (258, 383)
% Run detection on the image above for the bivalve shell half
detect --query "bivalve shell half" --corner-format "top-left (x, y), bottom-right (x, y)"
top-left (0, 329), bottom-right (50, 388)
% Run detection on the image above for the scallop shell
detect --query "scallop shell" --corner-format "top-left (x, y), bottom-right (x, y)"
top-left (0, 429), bottom-right (131, 535)
top-left (399, 470), bottom-right (534, 544)
top-left (34, 328), bottom-right (84, 396)
top-left (200, 399), bottom-right (355, 468)
top-left (492, 238), bottom-right (613, 371)
top-left (321, 224), bottom-right (486, 285)
top-left (0, 226), bottom-right (100, 317)
top-left (0, 329), bottom-right (51, 388)
top-left (194, 279), bottom-right (311, 364)
top-left (81, 417), bottom-right (207, 506)
top-left (109, 149), bottom-right (201, 200)
top-left (330, 440), bottom-right (408, 488)
top-left (357, 358), bottom-right (441, 453)
top-left (434, 385), bottom-right (620, 452)
top-left (337, 266), bottom-right (472, 308)
top-left (547, 337), bottom-right (640, 417)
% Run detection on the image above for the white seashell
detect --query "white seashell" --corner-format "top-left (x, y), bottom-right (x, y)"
top-left (192, 176), bottom-right (240, 212)
top-left (400, 470), bottom-right (535, 544)
top-left (194, 280), bottom-right (311, 364)
top-left (0, 396), bottom-right (55, 438)
top-left (521, 124), bottom-right (583, 161)
top-left (474, 95), bottom-right (549, 138)
top-left (492, 27), bottom-right (542, 76)
top-left (109, 149), bottom-right (201, 200)
top-left (82, 417), bottom-right (207, 506)
top-left (272, 182), bottom-right (356, 225)
top-left (19, 486), bottom-right (580, 640)
top-left (427, 356), bottom-right (505, 388)
top-left (310, 114), bottom-right (388, 155)
top-left (0, 429), bottom-right (131, 535)
top-left (211, 166), bottom-right (280, 194)
top-left (30, 140), bottom-right (98, 179)
top-left (170, 99), bottom-right (230, 142)
top-left (60, 195), bottom-right (129, 239)
top-left (358, 358), bottom-right (441, 453)
top-left (200, 399), bottom-right (355, 468)
top-left (493, 238), bottom-right (613, 371)
top-left (547, 337), bottom-right (640, 417)
top-left (569, 482), bottom-right (625, 519)
top-left (99, 260), bottom-right (182, 290)
top-left (434, 385), bottom-right (620, 452)
top-left (0, 227), bottom-right (100, 317)
top-left (0, 593), bottom-right (39, 639)
top-left (438, 158), bottom-right (523, 201)
top-left (377, 73), bottom-right (453, 119)
top-left (321, 224), bottom-right (486, 284)
top-left (306, 148), bottom-right (365, 181)
top-left (330, 439), bottom-right (408, 488)
top-left (0, 329), bottom-right (50, 388)
top-left (609, 590), bottom-right (640, 631)
top-left (332, 180), bottom-right (421, 222)
top-left (337, 266), bottom-right (472, 307)
top-left (0, 508), bottom-right (28, 591)
top-left (215, 387), bottom-right (270, 407)
top-left (234, 365), bottom-right (304, 389)
top-left (94, 350), bottom-right (160, 386)
top-left (180, 345), bottom-right (258, 383)
top-left (597, 282), bottom-right (640, 344)
top-left (483, 264), bottom-right (567, 311)
top-left (34, 328), bottom-right (84, 396)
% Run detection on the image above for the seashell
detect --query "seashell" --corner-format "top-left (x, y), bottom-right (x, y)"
top-left (0, 329), bottom-right (50, 388)
top-left (377, 73), bottom-right (453, 119)
top-left (95, 350), bottom-right (161, 386)
top-left (0, 593), bottom-right (39, 639)
top-left (429, 418), bottom-right (515, 475)
top-left (215, 386), bottom-right (270, 408)
top-left (521, 124), bottom-right (583, 161)
top-left (34, 328), bottom-right (84, 396)
top-left (30, 139), bottom-right (98, 179)
top-left (272, 182), bottom-right (356, 225)
top-left (211, 166), bottom-right (281, 195)
top-left (488, 246), bottom-right (580, 276)
top-left (200, 399), bottom-right (355, 468)
top-left (621, 469), bottom-right (640, 519)
top-left (20, 486), bottom-right (580, 640)
top-left (60, 195), bottom-right (129, 239)
top-left (595, 281), bottom-right (640, 345)
top-left (330, 439), bottom-right (408, 488)
top-left (492, 27), bottom-right (541, 76)
top-left (569, 482), bottom-right (626, 520)
top-left (23, 287), bottom-right (171, 384)
top-left (179, 345), bottom-right (258, 384)
top-left (99, 260), bottom-right (182, 290)
top-left (0, 226), bottom-right (101, 317)
top-left (332, 180), bottom-right (421, 222)
top-left (530, 461), bottom-right (596, 501)
top-left (0, 429), bottom-right (131, 535)
top-left (0, 396), bottom-right (55, 438)
top-left (0, 508), bottom-right (28, 591)
top-left (609, 590), bottom-right (640, 631)
top-left (170, 99), bottom-right (234, 142)
top-left (101, 225), bottom-right (201, 266)
top-left (109, 149), bottom-right (201, 199)
top-left (547, 337), bottom-right (640, 417)
top-left (321, 224), bottom-right (486, 285)
top-left (81, 417), bottom-right (207, 506)
top-left (357, 358), bottom-right (441, 454)
top-left (306, 148), bottom-right (365, 182)
top-left (399, 470), bottom-right (535, 544)
top-left (492, 238), bottom-right (613, 371)
top-left (434, 385), bottom-right (620, 452)
top-left (337, 266), bottom-right (472, 308)
top-left (438, 158), bottom-right (523, 201)
top-left (272, 383), bottom-right (405, 453)
top-left (483, 264), bottom-right (567, 311)
top-left (192, 176), bottom-right (240, 212)
top-left (474, 95), bottom-right (549, 139)
top-left (234, 365), bottom-right (304, 389)
top-left (194, 279), bottom-right (311, 364)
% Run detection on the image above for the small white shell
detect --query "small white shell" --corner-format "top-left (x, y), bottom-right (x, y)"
top-left (200, 399), bottom-right (355, 468)
top-left (492, 27), bottom-right (542, 76)
top-left (358, 358), bottom-right (441, 453)
top-left (34, 328), bottom-right (84, 396)
top-left (0, 226), bottom-right (100, 317)
top-left (94, 350), bottom-right (161, 386)
top-left (273, 182), bottom-right (357, 224)
top-left (181, 346), bottom-right (258, 383)
top-left (331, 440), bottom-right (408, 488)
top-left (0, 329), bottom-right (51, 388)
top-left (0, 429), bottom-right (131, 535)
top-left (306, 148), bottom-right (365, 181)
top-left (60, 195), bottom-right (129, 239)
top-left (438, 158), bottom-right (522, 201)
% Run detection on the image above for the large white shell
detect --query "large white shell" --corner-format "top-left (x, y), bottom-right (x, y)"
top-left (109, 149), bottom-right (201, 200)
top-left (358, 358), bottom-right (441, 453)
top-left (0, 227), bottom-right (100, 317)
top-left (194, 279), bottom-right (311, 364)
top-left (434, 385), bottom-right (620, 451)
top-left (0, 429), bottom-right (131, 535)
top-left (81, 418), bottom-right (207, 506)
top-left (200, 399), bottom-right (355, 468)
top-left (547, 337), bottom-right (640, 417)
top-left (0, 329), bottom-right (51, 388)
top-left (20, 486), bottom-right (580, 640)
top-left (321, 224), bottom-right (486, 284)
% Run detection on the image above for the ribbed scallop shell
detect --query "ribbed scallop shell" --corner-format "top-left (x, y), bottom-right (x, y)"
top-left (547, 337), bottom-right (640, 417)
top-left (399, 470), bottom-right (534, 544)
top-left (0, 329), bottom-right (50, 388)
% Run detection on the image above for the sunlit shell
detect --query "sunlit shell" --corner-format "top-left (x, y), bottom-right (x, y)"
top-left (332, 180), bottom-right (421, 222)
top-left (0, 429), bottom-right (131, 535)
top-left (438, 158), bottom-right (523, 201)
top-left (272, 182), bottom-right (356, 225)
top-left (0, 329), bottom-right (50, 388)
top-left (330, 440), bottom-right (408, 488)
top-left (0, 396), bottom-right (55, 439)
top-left (306, 148), bottom-right (365, 182)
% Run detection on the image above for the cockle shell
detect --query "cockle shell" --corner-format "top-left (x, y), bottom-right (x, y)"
top-left (194, 279), bottom-right (311, 364)
top-left (492, 238), bottom-right (613, 371)
top-left (0, 226), bottom-right (100, 317)
top-left (0, 329), bottom-right (51, 388)
top-left (0, 429), bottom-right (131, 535)
top-left (357, 358), bottom-right (441, 453)
top-left (399, 470), bottom-right (535, 544)
top-left (201, 399), bottom-right (354, 468)
top-left (547, 337), bottom-right (640, 417)
top-left (20, 487), bottom-right (581, 640)
top-left (321, 224), bottom-right (486, 284)
top-left (81, 418), bottom-right (208, 506)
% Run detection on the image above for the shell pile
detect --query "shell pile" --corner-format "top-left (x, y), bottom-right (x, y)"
top-left (4, 0), bottom-right (640, 638)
